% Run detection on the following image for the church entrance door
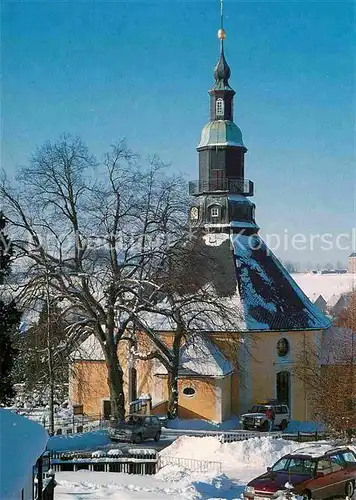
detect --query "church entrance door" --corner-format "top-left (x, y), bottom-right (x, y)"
top-left (276, 371), bottom-right (291, 408)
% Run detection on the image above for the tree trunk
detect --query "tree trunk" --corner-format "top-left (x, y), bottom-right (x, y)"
top-left (167, 363), bottom-right (179, 420)
top-left (104, 346), bottom-right (125, 421)
top-left (167, 330), bottom-right (184, 420)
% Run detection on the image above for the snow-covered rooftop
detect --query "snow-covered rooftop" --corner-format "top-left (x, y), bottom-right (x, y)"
top-left (179, 334), bottom-right (233, 377)
top-left (71, 334), bottom-right (105, 361)
top-left (292, 272), bottom-right (355, 303)
top-left (0, 409), bottom-right (48, 500)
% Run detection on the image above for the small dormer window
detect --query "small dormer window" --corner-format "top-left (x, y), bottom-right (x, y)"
top-left (211, 206), bottom-right (219, 218)
top-left (216, 98), bottom-right (224, 117)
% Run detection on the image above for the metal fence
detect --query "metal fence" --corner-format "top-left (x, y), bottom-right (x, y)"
top-left (162, 428), bottom-right (283, 442)
top-left (50, 450), bottom-right (159, 475)
top-left (8, 408), bottom-right (110, 435)
top-left (162, 428), bottom-right (328, 443)
top-left (284, 431), bottom-right (328, 442)
top-left (158, 455), bottom-right (222, 473)
top-left (49, 449), bottom-right (223, 475)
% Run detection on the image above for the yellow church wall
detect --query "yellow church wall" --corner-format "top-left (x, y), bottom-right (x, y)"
top-left (209, 333), bottom-right (240, 415)
top-left (70, 329), bottom-right (324, 422)
top-left (218, 375), bottom-right (232, 421)
top-left (177, 377), bottom-right (218, 421)
top-left (151, 375), bottom-right (220, 421)
top-left (248, 330), bottom-right (321, 421)
top-left (70, 361), bottom-right (109, 417)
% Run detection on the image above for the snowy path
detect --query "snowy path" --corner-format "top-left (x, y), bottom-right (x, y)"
top-left (47, 429), bottom-right (174, 453)
top-left (55, 471), bottom-right (193, 499)
top-left (54, 470), bottom-right (247, 500)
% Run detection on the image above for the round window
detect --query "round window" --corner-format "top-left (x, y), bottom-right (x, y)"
top-left (182, 387), bottom-right (196, 397)
top-left (277, 338), bottom-right (290, 357)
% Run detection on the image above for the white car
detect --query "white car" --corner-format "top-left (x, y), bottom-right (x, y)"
top-left (240, 402), bottom-right (290, 431)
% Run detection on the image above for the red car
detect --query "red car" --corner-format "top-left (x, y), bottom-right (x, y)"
top-left (243, 445), bottom-right (356, 500)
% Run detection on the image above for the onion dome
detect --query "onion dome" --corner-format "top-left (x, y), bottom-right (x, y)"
top-left (213, 30), bottom-right (234, 91)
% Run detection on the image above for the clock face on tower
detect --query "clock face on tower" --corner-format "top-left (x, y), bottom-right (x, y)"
top-left (190, 206), bottom-right (199, 220)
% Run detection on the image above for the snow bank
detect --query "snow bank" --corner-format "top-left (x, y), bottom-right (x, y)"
top-left (55, 470), bottom-right (200, 499)
top-left (160, 435), bottom-right (300, 472)
top-left (47, 429), bottom-right (111, 452)
top-left (0, 409), bottom-right (48, 500)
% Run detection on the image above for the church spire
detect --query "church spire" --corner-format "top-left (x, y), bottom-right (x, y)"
top-left (207, 1), bottom-right (235, 121)
top-left (213, 1), bottom-right (233, 91)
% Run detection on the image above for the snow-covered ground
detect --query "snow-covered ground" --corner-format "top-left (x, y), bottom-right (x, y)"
top-left (54, 435), bottom-right (317, 500)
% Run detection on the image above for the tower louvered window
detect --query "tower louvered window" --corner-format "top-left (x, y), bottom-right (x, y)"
top-left (216, 98), bottom-right (224, 117)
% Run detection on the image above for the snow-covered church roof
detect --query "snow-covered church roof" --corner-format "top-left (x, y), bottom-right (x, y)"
top-left (0, 409), bottom-right (48, 500)
top-left (193, 233), bottom-right (331, 331)
top-left (154, 333), bottom-right (233, 377)
top-left (179, 333), bottom-right (232, 376)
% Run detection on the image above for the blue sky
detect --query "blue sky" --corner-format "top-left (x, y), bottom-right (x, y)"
top-left (1, 0), bottom-right (354, 267)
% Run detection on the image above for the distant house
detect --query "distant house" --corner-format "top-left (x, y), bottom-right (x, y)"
top-left (326, 292), bottom-right (353, 318)
top-left (313, 294), bottom-right (327, 312)
top-left (0, 409), bottom-right (48, 500)
top-left (349, 252), bottom-right (356, 274)
top-left (292, 272), bottom-right (355, 321)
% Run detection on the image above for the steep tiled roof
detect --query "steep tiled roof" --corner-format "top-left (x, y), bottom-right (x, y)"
top-left (230, 234), bottom-right (330, 331)
top-left (137, 233), bottom-right (331, 333)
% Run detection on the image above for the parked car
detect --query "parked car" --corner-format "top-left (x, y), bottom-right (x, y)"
top-left (243, 445), bottom-right (356, 500)
top-left (240, 401), bottom-right (290, 431)
top-left (108, 414), bottom-right (162, 444)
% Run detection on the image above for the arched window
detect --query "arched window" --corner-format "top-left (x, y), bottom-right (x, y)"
top-left (216, 98), bottom-right (224, 117)
top-left (252, 205), bottom-right (256, 221)
top-left (276, 371), bottom-right (291, 408)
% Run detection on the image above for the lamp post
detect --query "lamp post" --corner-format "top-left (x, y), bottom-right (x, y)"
top-left (44, 268), bottom-right (55, 436)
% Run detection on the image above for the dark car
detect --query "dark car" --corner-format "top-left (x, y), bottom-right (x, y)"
top-left (243, 445), bottom-right (356, 499)
top-left (108, 414), bottom-right (162, 444)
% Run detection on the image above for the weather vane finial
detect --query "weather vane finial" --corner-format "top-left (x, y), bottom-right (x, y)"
top-left (217, 0), bottom-right (226, 42)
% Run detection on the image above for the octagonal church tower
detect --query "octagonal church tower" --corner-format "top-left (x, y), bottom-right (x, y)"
top-left (189, 28), bottom-right (257, 235)
top-left (188, 23), bottom-right (330, 334)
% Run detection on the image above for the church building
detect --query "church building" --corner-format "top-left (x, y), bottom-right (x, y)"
top-left (70, 17), bottom-right (331, 424)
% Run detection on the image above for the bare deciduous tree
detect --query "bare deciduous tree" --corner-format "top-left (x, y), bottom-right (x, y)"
top-left (1, 135), bottom-right (190, 418)
top-left (293, 292), bottom-right (356, 440)
top-left (1, 135), bottom-right (240, 420)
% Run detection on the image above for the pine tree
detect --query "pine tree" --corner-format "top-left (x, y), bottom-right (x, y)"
top-left (0, 212), bottom-right (21, 404)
